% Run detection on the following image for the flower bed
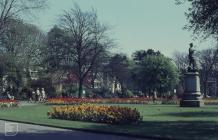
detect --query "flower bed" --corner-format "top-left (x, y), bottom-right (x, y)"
top-left (0, 99), bottom-right (19, 108)
top-left (46, 97), bottom-right (161, 105)
top-left (204, 98), bottom-right (218, 105)
top-left (47, 104), bottom-right (142, 124)
top-left (46, 97), bottom-right (179, 105)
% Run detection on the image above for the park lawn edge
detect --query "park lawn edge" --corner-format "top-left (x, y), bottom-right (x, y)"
top-left (1, 104), bottom-right (218, 140)
top-left (0, 118), bottom-right (176, 140)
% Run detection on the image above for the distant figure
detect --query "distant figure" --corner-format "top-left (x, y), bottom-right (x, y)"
top-left (36, 88), bottom-right (40, 102)
top-left (27, 89), bottom-right (33, 102)
top-left (7, 92), bottom-right (14, 100)
top-left (153, 91), bottom-right (157, 102)
top-left (32, 90), bottom-right (36, 100)
top-left (188, 43), bottom-right (197, 71)
top-left (41, 88), bottom-right (46, 101)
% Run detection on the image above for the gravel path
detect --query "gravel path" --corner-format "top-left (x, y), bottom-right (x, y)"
top-left (0, 120), bottom-right (149, 140)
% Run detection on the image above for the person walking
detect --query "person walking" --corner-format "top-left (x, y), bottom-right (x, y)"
top-left (41, 88), bottom-right (46, 101)
top-left (36, 88), bottom-right (40, 102)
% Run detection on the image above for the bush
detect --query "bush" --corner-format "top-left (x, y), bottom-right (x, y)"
top-left (47, 104), bottom-right (142, 125)
top-left (92, 87), bottom-right (112, 98)
top-left (125, 90), bottom-right (134, 98)
top-left (62, 84), bottom-right (78, 97)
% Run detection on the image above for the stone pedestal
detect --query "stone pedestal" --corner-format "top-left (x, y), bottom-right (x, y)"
top-left (180, 71), bottom-right (204, 107)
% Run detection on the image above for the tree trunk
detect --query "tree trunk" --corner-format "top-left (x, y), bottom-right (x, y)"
top-left (78, 78), bottom-right (83, 98)
top-left (120, 82), bottom-right (127, 95)
top-left (203, 80), bottom-right (207, 98)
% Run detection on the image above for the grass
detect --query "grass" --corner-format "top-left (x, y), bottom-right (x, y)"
top-left (0, 104), bottom-right (218, 140)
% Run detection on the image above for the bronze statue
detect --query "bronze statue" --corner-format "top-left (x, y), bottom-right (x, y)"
top-left (188, 43), bottom-right (197, 71)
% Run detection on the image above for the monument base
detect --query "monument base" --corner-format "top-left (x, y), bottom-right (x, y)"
top-left (180, 100), bottom-right (204, 107)
top-left (180, 71), bottom-right (204, 107)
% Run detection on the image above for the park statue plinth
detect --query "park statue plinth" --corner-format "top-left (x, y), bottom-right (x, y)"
top-left (180, 43), bottom-right (204, 107)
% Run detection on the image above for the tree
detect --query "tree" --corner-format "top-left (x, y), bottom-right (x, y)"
top-left (0, 0), bottom-right (47, 37)
top-left (106, 54), bottom-right (131, 95)
top-left (59, 5), bottom-right (114, 98)
top-left (0, 19), bottom-right (45, 91)
top-left (173, 51), bottom-right (188, 73)
top-left (132, 50), bottom-right (179, 97)
top-left (89, 50), bottom-right (110, 89)
top-left (176, 0), bottom-right (218, 39)
top-left (172, 51), bottom-right (189, 95)
top-left (198, 47), bottom-right (218, 97)
top-left (132, 49), bottom-right (161, 63)
top-left (43, 26), bottom-right (68, 72)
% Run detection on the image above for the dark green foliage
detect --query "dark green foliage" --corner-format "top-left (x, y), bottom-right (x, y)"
top-left (62, 84), bottom-right (78, 97)
top-left (177, 0), bottom-right (218, 38)
top-left (107, 54), bottom-right (132, 94)
top-left (132, 49), bottom-right (179, 95)
top-left (43, 26), bottom-right (69, 72)
top-left (91, 87), bottom-right (113, 98)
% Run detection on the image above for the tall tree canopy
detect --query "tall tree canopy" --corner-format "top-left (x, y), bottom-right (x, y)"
top-left (177, 0), bottom-right (218, 39)
top-left (106, 54), bottom-right (131, 94)
top-left (132, 50), bottom-right (179, 96)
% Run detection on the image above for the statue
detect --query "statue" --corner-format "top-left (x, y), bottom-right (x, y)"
top-left (188, 43), bottom-right (197, 71)
top-left (180, 42), bottom-right (204, 107)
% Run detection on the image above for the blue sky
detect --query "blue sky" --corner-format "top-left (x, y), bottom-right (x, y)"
top-left (30, 0), bottom-right (213, 57)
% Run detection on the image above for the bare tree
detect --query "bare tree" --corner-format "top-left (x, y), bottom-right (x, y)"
top-left (60, 5), bottom-right (114, 98)
top-left (198, 47), bottom-right (218, 97)
top-left (0, 0), bottom-right (47, 37)
top-left (173, 51), bottom-right (188, 73)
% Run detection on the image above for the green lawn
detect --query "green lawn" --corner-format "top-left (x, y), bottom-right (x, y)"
top-left (0, 104), bottom-right (218, 140)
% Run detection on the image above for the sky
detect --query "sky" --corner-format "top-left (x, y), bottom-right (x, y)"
top-left (29, 0), bottom-right (214, 57)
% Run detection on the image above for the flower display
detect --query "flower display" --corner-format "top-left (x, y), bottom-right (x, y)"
top-left (0, 99), bottom-right (19, 108)
top-left (204, 98), bottom-right (218, 105)
top-left (46, 97), bottom-right (162, 105)
top-left (47, 104), bottom-right (142, 124)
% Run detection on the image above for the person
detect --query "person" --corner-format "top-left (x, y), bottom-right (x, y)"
top-left (41, 88), bottom-right (46, 101)
top-left (32, 90), bottom-right (36, 101)
top-left (7, 92), bottom-right (14, 100)
top-left (36, 88), bottom-right (40, 102)
top-left (153, 91), bottom-right (157, 102)
top-left (27, 88), bottom-right (33, 102)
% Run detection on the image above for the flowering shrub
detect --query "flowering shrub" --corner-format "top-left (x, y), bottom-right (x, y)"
top-left (0, 99), bottom-right (19, 108)
top-left (47, 104), bottom-right (142, 124)
top-left (46, 97), bottom-right (163, 105)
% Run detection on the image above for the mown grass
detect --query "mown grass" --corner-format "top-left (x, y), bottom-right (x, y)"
top-left (0, 104), bottom-right (218, 140)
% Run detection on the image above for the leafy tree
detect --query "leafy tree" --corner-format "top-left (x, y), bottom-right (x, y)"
top-left (43, 26), bottom-right (68, 72)
top-left (132, 50), bottom-right (179, 97)
top-left (89, 50), bottom-right (110, 89)
top-left (177, 0), bottom-right (218, 39)
top-left (106, 54), bottom-right (131, 95)
top-left (0, 19), bottom-right (45, 91)
top-left (132, 49), bottom-right (161, 63)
